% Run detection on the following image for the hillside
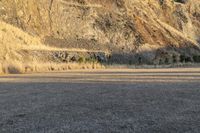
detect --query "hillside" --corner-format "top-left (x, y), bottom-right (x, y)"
top-left (0, 0), bottom-right (200, 66)
top-left (0, 21), bottom-right (105, 74)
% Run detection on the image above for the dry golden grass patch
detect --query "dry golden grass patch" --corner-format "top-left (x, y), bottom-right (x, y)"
top-left (26, 62), bottom-right (105, 73)
top-left (0, 61), bottom-right (105, 74)
top-left (0, 61), bottom-right (25, 74)
top-left (0, 63), bottom-right (3, 74)
top-left (0, 21), bottom-right (106, 74)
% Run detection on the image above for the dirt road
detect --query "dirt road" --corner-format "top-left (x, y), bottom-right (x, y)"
top-left (0, 68), bottom-right (200, 133)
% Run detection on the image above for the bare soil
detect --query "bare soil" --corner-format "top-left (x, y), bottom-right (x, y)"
top-left (0, 68), bottom-right (200, 133)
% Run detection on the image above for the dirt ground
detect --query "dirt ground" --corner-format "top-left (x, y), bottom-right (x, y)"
top-left (0, 68), bottom-right (200, 133)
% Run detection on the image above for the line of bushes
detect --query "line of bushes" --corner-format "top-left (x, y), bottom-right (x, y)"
top-left (155, 54), bottom-right (200, 65)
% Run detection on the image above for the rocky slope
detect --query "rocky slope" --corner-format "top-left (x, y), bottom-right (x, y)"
top-left (0, 0), bottom-right (200, 64)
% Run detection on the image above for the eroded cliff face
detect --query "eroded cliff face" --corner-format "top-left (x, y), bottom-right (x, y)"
top-left (0, 0), bottom-right (200, 64)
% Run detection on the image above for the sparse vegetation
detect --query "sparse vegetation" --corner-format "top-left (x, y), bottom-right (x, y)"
top-left (0, 21), bottom-right (105, 74)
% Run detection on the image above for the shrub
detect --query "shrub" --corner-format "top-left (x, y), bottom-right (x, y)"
top-left (193, 55), bottom-right (200, 63)
top-left (159, 59), bottom-right (164, 65)
top-left (180, 55), bottom-right (186, 63)
top-left (173, 55), bottom-right (177, 63)
top-left (85, 57), bottom-right (96, 63)
top-left (164, 58), bottom-right (169, 64)
top-left (180, 55), bottom-right (192, 63)
top-left (138, 57), bottom-right (142, 64)
top-left (78, 56), bottom-right (85, 63)
top-left (185, 57), bottom-right (192, 63)
top-left (159, 0), bottom-right (164, 5)
top-left (129, 60), bottom-right (133, 65)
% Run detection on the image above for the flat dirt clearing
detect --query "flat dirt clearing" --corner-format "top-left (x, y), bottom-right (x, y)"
top-left (0, 68), bottom-right (200, 133)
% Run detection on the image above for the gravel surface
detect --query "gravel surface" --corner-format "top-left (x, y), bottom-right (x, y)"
top-left (0, 69), bottom-right (200, 133)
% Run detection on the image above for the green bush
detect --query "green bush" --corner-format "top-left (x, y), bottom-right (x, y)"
top-left (78, 57), bottom-right (85, 63)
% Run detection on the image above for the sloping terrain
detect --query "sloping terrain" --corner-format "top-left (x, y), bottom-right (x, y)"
top-left (0, 0), bottom-right (200, 65)
top-left (0, 20), bottom-right (44, 73)
top-left (0, 21), bottom-right (105, 74)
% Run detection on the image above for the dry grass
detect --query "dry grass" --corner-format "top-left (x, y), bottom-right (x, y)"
top-left (0, 21), bottom-right (43, 63)
top-left (0, 21), bottom-right (106, 74)
top-left (30, 62), bottom-right (105, 73)
top-left (0, 63), bottom-right (3, 74)
top-left (1, 62), bottom-right (25, 74)
top-left (0, 61), bottom-right (105, 74)
top-left (0, 21), bottom-right (106, 55)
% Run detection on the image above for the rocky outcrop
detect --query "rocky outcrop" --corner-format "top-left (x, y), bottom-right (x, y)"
top-left (0, 0), bottom-right (200, 64)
